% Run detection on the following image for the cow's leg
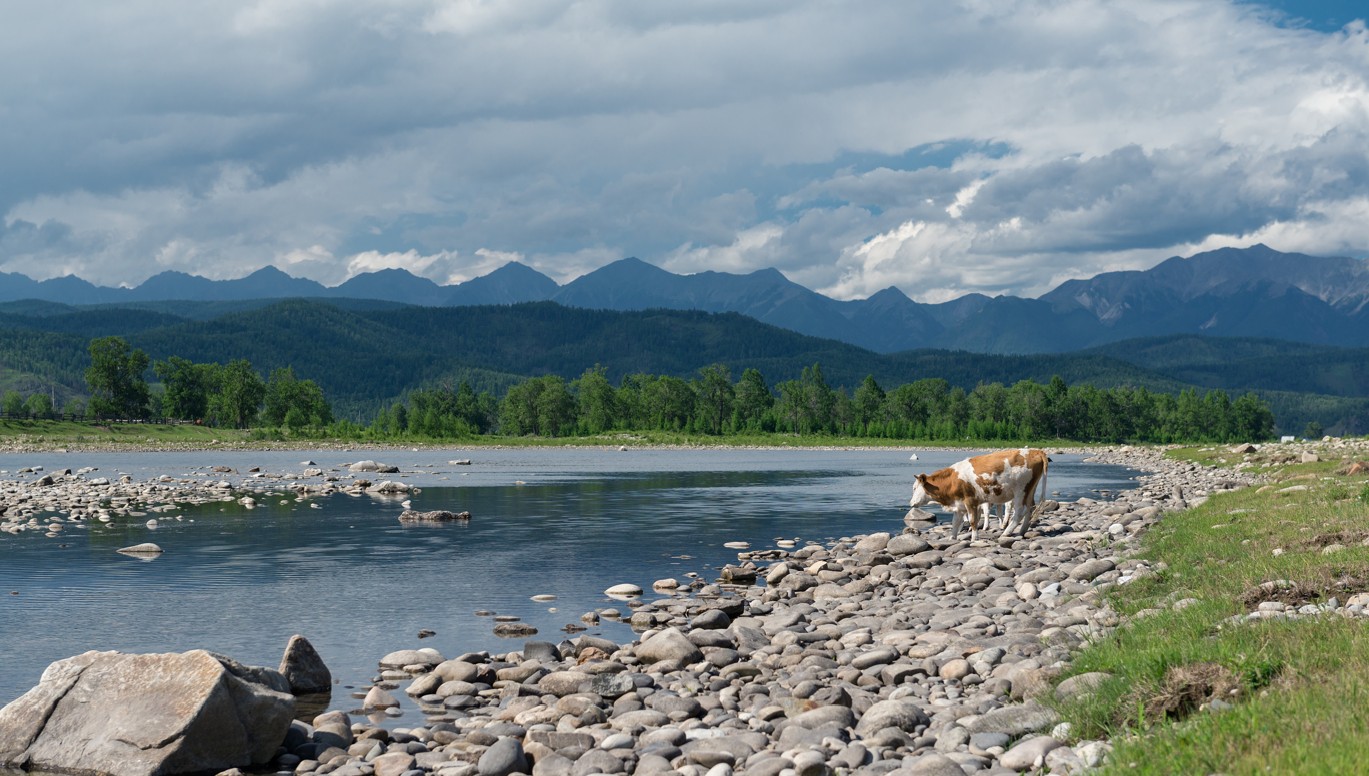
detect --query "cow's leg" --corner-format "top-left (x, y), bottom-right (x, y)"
top-left (950, 503), bottom-right (967, 540)
top-left (1012, 493), bottom-right (1030, 536)
top-left (1001, 501), bottom-right (1019, 534)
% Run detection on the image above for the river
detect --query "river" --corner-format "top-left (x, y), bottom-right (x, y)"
top-left (0, 447), bottom-right (1138, 713)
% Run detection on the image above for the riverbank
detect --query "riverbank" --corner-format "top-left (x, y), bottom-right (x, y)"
top-left (252, 444), bottom-right (1257, 775)
top-left (7, 440), bottom-right (1365, 774)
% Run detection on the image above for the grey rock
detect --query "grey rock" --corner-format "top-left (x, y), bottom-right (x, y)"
top-left (406, 672), bottom-right (443, 697)
top-left (534, 752), bottom-right (576, 776)
top-left (966, 702), bottom-right (1060, 736)
top-left (970, 731), bottom-right (1010, 750)
top-left (572, 749), bottom-right (626, 775)
top-left (478, 737), bottom-right (529, 776)
top-left (493, 622), bottom-right (538, 637)
top-left (938, 658), bottom-right (972, 681)
top-left (524, 641), bottom-right (562, 662)
top-left (1069, 559), bottom-right (1115, 583)
top-left (0, 649), bottom-right (294, 776)
top-left (681, 736), bottom-right (757, 766)
top-left (527, 730), bottom-right (596, 751)
top-left (1044, 745), bottom-right (1087, 774)
top-left (935, 725), bottom-right (970, 752)
top-left (591, 672), bottom-right (636, 699)
top-left (691, 609), bottom-right (732, 630)
top-left (850, 648), bottom-right (899, 670)
top-left (886, 534), bottom-right (932, 557)
top-left (1055, 671), bottom-right (1113, 701)
top-left (790, 705), bottom-right (857, 730)
top-left (373, 751), bottom-right (418, 776)
top-left (791, 749), bottom-right (830, 776)
top-left (539, 670), bottom-right (592, 697)
top-left (611, 709), bottom-right (671, 730)
top-left (632, 753), bottom-right (674, 775)
top-left (635, 628), bottom-right (703, 665)
top-left (647, 693), bottom-right (703, 719)
top-left (854, 698), bottom-right (929, 735)
top-left (363, 685), bottom-right (399, 710)
top-left (379, 649), bottom-right (441, 670)
top-left (279, 634), bottom-right (332, 695)
top-left (399, 509), bottom-right (471, 522)
top-left (904, 752), bottom-right (970, 776)
top-left (854, 532), bottom-right (891, 554)
top-left (998, 735), bottom-right (1063, 771)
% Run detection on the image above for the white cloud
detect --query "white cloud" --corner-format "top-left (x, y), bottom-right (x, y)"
top-left (662, 224), bottom-right (786, 276)
top-left (1, 0), bottom-right (1368, 300)
top-left (344, 249), bottom-right (463, 282)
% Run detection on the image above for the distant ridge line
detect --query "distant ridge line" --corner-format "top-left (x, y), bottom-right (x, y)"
top-left (3, 244), bottom-right (1367, 354)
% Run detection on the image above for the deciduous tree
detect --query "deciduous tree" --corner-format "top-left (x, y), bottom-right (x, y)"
top-left (85, 336), bottom-right (150, 419)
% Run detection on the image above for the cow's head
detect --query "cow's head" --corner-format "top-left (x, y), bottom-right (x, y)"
top-left (909, 473), bottom-right (932, 507)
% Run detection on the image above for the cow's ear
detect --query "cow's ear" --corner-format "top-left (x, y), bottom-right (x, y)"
top-left (916, 473), bottom-right (926, 484)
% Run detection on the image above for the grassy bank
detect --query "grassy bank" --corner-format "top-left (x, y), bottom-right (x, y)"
top-left (0, 419), bottom-right (256, 448)
top-left (1051, 444), bottom-right (1369, 774)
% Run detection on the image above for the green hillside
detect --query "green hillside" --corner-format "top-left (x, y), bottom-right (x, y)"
top-left (0, 299), bottom-right (1363, 434)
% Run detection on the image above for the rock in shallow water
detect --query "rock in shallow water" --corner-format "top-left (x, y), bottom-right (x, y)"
top-left (279, 634), bottom-right (332, 696)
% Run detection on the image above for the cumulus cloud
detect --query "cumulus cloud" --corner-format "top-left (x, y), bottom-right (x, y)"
top-left (0, 1), bottom-right (1367, 300)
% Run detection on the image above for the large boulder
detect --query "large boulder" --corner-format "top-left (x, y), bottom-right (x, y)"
top-left (0, 649), bottom-right (294, 776)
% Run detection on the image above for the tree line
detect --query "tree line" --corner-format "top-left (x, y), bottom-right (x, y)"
top-left (69, 336), bottom-right (332, 430)
top-left (370, 363), bottom-right (1275, 444)
top-left (3, 336), bottom-right (1276, 443)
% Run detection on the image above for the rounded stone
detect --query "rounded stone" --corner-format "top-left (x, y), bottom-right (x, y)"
top-left (999, 735), bottom-right (1063, 771)
top-left (938, 658), bottom-right (972, 681)
top-left (855, 698), bottom-right (929, 735)
top-left (478, 737), bottom-right (529, 776)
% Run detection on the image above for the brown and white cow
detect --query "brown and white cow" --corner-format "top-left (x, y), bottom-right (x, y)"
top-left (909, 448), bottom-right (1049, 540)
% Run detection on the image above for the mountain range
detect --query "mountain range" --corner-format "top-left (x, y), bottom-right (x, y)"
top-left (2, 244), bottom-right (1366, 354)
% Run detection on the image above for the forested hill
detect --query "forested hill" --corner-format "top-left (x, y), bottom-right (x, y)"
top-left (0, 298), bottom-right (1363, 433)
top-left (1083, 335), bottom-right (1369, 398)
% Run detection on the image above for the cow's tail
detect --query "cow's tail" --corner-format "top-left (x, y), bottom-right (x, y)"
top-left (1036, 456), bottom-right (1051, 510)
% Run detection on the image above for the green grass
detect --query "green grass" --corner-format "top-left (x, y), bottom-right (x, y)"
top-left (0, 419), bottom-right (257, 447)
top-left (0, 419), bottom-right (1103, 450)
top-left (1052, 447), bottom-right (1369, 774)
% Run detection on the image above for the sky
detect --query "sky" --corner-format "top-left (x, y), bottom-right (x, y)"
top-left (3, 1), bottom-right (1369, 303)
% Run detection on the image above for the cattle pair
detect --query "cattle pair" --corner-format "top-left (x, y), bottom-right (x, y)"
top-left (908, 448), bottom-right (1049, 541)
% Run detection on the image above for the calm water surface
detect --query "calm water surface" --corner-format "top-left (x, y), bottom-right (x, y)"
top-left (0, 447), bottom-right (1139, 711)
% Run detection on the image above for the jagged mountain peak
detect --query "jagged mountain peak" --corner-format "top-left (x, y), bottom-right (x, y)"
top-left (446, 261), bottom-right (559, 306)
top-left (1, 245), bottom-right (1367, 353)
